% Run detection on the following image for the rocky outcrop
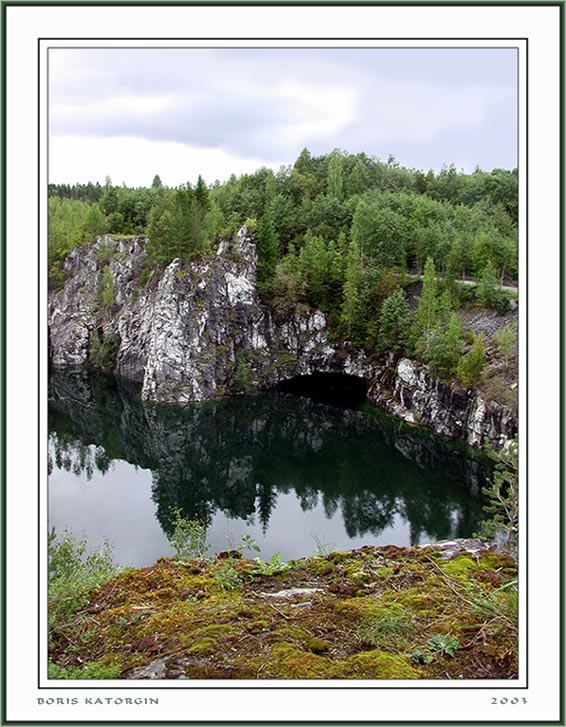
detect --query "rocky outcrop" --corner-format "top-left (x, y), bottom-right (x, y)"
top-left (48, 228), bottom-right (517, 450)
top-left (49, 228), bottom-right (362, 404)
top-left (367, 357), bottom-right (517, 451)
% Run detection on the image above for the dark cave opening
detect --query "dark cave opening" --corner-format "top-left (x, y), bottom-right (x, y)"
top-left (274, 372), bottom-right (368, 409)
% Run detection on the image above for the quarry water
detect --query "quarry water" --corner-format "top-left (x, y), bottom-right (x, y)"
top-left (48, 368), bottom-right (490, 567)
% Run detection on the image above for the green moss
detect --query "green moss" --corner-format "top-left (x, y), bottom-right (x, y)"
top-left (50, 544), bottom-right (518, 681)
top-left (246, 620), bottom-right (269, 635)
top-left (308, 558), bottom-right (336, 576)
top-left (305, 637), bottom-right (331, 655)
top-left (342, 650), bottom-right (420, 679)
top-left (477, 551), bottom-right (517, 574)
top-left (186, 637), bottom-right (217, 655)
top-left (274, 624), bottom-right (311, 641)
top-left (441, 555), bottom-right (478, 579)
top-left (270, 643), bottom-right (335, 679)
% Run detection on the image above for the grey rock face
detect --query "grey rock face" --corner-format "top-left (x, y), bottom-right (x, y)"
top-left (368, 357), bottom-right (517, 450)
top-left (48, 227), bottom-right (516, 450)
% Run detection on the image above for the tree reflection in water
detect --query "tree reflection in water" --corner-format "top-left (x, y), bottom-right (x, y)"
top-left (49, 367), bottom-right (490, 549)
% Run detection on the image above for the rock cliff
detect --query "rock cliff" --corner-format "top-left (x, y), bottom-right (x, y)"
top-left (48, 228), bottom-right (517, 450)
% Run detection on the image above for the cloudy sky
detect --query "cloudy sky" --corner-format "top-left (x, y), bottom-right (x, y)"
top-left (49, 47), bottom-right (517, 188)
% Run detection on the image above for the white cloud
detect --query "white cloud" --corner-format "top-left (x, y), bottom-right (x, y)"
top-left (48, 47), bottom-right (518, 182)
top-left (49, 134), bottom-right (278, 187)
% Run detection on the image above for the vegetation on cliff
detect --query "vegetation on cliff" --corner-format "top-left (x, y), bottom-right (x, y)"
top-left (49, 150), bottom-right (518, 397)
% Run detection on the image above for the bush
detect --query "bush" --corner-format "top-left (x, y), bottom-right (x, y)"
top-left (233, 352), bottom-right (252, 393)
top-left (168, 509), bottom-right (210, 560)
top-left (90, 329), bottom-right (120, 371)
top-left (48, 530), bottom-right (117, 635)
top-left (481, 438), bottom-right (518, 553)
top-left (476, 263), bottom-right (510, 312)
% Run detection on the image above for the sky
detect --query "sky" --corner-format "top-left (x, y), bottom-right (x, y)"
top-left (49, 47), bottom-right (517, 188)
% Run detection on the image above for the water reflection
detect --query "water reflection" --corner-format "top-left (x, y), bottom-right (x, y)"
top-left (49, 368), bottom-right (490, 560)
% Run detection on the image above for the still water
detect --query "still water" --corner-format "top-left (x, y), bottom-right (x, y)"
top-left (48, 368), bottom-right (490, 567)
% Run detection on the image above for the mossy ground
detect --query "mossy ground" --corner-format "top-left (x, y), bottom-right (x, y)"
top-left (49, 545), bottom-right (517, 681)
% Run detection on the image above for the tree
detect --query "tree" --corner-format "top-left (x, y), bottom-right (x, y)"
top-left (348, 158), bottom-right (370, 196)
top-left (476, 261), bottom-right (505, 309)
top-left (146, 196), bottom-right (176, 266)
top-left (327, 149), bottom-right (344, 200)
top-left (456, 333), bottom-right (486, 388)
top-left (426, 312), bottom-right (463, 379)
top-left (414, 256), bottom-right (438, 355)
top-left (472, 232), bottom-right (494, 277)
top-left (481, 437), bottom-right (518, 552)
top-left (376, 289), bottom-right (413, 358)
top-left (98, 265), bottom-right (115, 314)
top-left (256, 211), bottom-right (280, 296)
top-left (151, 174), bottom-right (163, 188)
top-left (445, 239), bottom-right (463, 291)
top-left (340, 237), bottom-right (363, 341)
top-left (494, 325), bottom-right (516, 367)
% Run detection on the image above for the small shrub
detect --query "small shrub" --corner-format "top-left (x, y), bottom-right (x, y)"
top-left (238, 533), bottom-right (261, 556)
top-left (481, 438), bottom-right (518, 552)
top-left (251, 552), bottom-right (293, 576)
top-left (96, 243), bottom-right (115, 267)
top-left (426, 634), bottom-right (462, 658)
top-left (48, 529), bottom-right (117, 634)
top-left (90, 329), bottom-right (120, 372)
top-left (168, 509), bottom-right (210, 561)
top-left (48, 658), bottom-right (122, 680)
top-left (137, 266), bottom-right (150, 288)
top-left (213, 563), bottom-right (241, 591)
top-left (244, 217), bottom-right (258, 233)
top-left (407, 648), bottom-right (432, 665)
top-left (494, 324), bottom-right (516, 367)
top-left (233, 352), bottom-right (251, 393)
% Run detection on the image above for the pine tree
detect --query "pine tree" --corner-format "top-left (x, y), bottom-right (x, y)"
top-left (494, 325), bottom-right (516, 367)
top-left (415, 256), bottom-right (438, 357)
top-left (457, 333), bottom-right (486, 388)
top-left (376, 289), bottom-right (413, 357)
top-left (427, 312), bottom-right (463, 379)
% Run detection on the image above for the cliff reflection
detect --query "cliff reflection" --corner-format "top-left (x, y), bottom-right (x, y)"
top-left (49, 368), bottom-right (489, 547)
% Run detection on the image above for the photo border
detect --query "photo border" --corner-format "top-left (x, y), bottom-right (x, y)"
top-left (2, 2), bottom-right (562, 724)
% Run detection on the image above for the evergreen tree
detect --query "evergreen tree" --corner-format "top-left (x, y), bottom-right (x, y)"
top-left (147, 197), bottom-right (176, 266)
top-left (414, 256), bottom-right (438, 356)
top-left (476, 261), bottom-right (503, 309)
top-left (98, 265), bottom-right (115, 314)
top-left (456, 333), bottom-right (486, 388)
top-left (340, 237), bottom-right (363, 341)
top-left (327, 149), bottom-right (344, 200)
top-left (427, 312), bottom-right (463, 379)
top-left (494, 325), bottom-right (516, 367)
top-left (376, 289), bottom-right (413, 357)
top-left (256, 211), bottom-right (280, 296)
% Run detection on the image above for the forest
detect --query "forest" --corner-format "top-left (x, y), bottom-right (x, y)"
top-left (49, 148), bottom-right (518, 387)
